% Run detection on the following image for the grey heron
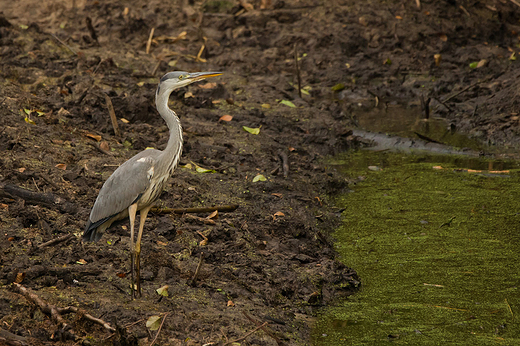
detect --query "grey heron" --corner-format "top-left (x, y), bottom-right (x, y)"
top-left (83, 71), bottom-right (223, 298)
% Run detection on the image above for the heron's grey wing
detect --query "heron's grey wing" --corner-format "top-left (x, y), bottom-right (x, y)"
top-left (89, 151), bottom-right (159, 224)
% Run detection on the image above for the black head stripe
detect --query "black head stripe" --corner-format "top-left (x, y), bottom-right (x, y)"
top-left (160, 71), bottom-right (187, 83)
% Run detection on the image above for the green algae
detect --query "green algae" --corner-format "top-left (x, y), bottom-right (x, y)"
top-left (314, 151), bottom-right (520, 345)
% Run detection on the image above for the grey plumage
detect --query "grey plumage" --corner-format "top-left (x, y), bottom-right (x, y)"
top-left (83, 150), bottom-right (159, 241)
top-left (83, 70), bottom-right (222, 298)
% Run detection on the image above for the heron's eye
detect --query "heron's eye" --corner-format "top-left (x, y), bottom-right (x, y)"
top-left (178, 75), bottom-right (184, 80)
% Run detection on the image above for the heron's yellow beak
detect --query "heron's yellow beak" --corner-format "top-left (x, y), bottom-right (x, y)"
top-left (188, 71), bottom-right (223, 82)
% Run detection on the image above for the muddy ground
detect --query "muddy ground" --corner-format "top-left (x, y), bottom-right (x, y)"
top-left (1, 0), bottom-right (520, 345)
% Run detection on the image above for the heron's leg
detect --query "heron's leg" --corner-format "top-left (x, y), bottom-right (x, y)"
top-left (135, 205), bottom-right (151, 298)
top-left (128, 203), bottom-right (138, 299)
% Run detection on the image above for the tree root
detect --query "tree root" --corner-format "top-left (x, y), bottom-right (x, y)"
top-left (12, 283), bottom-right (115, 341)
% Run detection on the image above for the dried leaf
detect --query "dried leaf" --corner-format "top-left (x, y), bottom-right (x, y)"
top-left (510, 52), bottom-right (517, 61)
top-left (57, 108), bottom-right (71, 117)
top-left (15, 272), bottom-right (25, 283)
top-left (227, 300), bottom-right (235, 307)
top-left (279, 99), bottom-right (296, 108)
top-left (198, 82), bottom-right (217, 89)
top-left (99, 141), bottom-right (110, 152)
top-left (260, 0), bottom-right (271, 9)
top-left (219, 115), bottom-right (233, 122)
top-left (117, 272), bottom-right (126, 278)
top-left (439, 34), bottom-right (448, 42)
top-left (434, 54), bottom-right (442, 66)
top-left (156, 285), bottom-right (169, 297)
top-left (157, 241), bottom-right (168, 246)
top-left (261, 103), bottom-right (271, 109)
top-left (120, 118), bottom-right (129, 123)
top-left (273, 211), bottom-right (285, 217)
top-left (76, 259), bottom-right (87, 265)
top-left (18, 168), bottom-right (26, 173)
top-left (184, 91), bottom-right (194, 98)
top-left (477, 59), bottom-right (487, 68)
top-left (252, 174), bottom-right (267, 182)
top-left (207, 210), bottom-right (218, 219)
top-left (239, 0), bottom-right (254, 11)
top-left (271, 193), bottom-right (283, 198)
top-left (86, 133), bottom-right (102, 141)
top-left (243, 126), bottom-right (261, 135)
top-left (395, 15), bottom-right (403, 19)
top-left (146, 315), bottom-right (162, 331)
top-left (55, 163), bottom-right (67, 170)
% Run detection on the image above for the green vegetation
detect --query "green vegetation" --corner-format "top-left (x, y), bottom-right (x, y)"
top-left (314, 151), bottom-right (520, 345)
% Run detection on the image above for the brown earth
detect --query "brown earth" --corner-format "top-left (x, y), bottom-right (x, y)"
top-left (1, 0), bottom-right (520, 345)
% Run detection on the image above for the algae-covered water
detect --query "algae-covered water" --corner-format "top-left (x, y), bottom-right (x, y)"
top-left (314, 151), bottom-right (520, 345)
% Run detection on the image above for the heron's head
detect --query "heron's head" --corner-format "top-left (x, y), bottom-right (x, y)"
top-left (157, 71), bottom-right (222, 96)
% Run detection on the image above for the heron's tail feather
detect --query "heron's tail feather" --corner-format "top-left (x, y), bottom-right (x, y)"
top-left (83, 219), bottom-right (105, 242)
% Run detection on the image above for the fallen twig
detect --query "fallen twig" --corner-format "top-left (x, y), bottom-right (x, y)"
top-left (85, 17), bottom-right (99, 45)
top-left (88, 141), bottom-right (113, 156)
top-left (442, 75), bottom-right (495, 103)
top-left (294, 43), bottom-right (301, 98)
top-left (50, 33), bottom-right (76, 55)
top-left (242, 312), bottom-right (284, 346)
top-left (189, 252), bottom-right (204, 287)
top-left (13, 283), bottom-right (116, 338)
top-left (12, 283), bottom-right (77, 341)
top-left (103, 94), bottom-right (121, 138)
top-left (151, 204), bottom-right (238, 215)
top-left (439, 216), bottom-right (456, 229)
top-left (57, 306), bottom-right (116, 332)
top-left (149, 313), bottom-right (168, 346)
top-left (37, 234), bottom-right (74, 249)
top-left (0, 328), bottom-right (28, 346)
top-left (146, 27), bottom-right (155, 54)
top-left (278, 151), bottom-right (289, 178)
top-left (505, 298), bottom-right (514, 319)
top-left (184, 213), bottom-right (216, 225)
top-left (420, 94), bottom-right (430, 119)
top-left (0, 184), bottom-right (77, 214)
top-left (224, 322), bottom-right (268, 345)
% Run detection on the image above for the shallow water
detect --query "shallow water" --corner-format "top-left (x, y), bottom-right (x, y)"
top-left (313, 150), bottom-right (520, 345)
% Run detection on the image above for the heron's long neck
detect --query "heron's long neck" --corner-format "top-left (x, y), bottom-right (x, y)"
top-left (156, 89), bottom-right (183, 175)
